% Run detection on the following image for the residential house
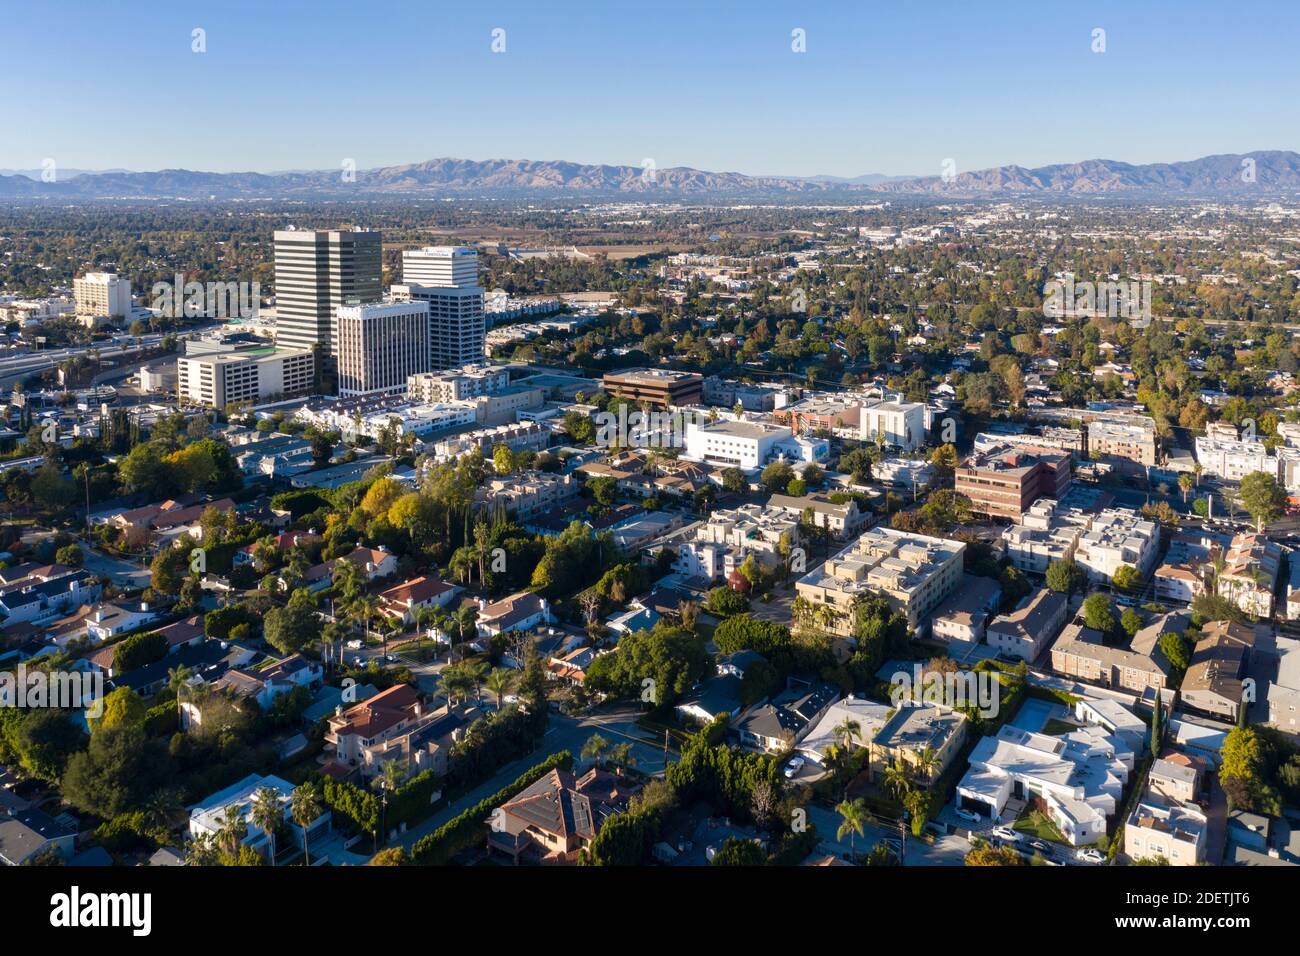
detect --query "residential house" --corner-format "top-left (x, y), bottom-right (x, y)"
top-left (985, 588), bottom-right (1068, 662)
top-left (870, 702), bottom-right (967, 784)
top-left (487, 767), bottom-right (639, 864)
top-left (734, 680), bottom-right (840, 753)
top-left (188, 773), bottom-right (331, 863)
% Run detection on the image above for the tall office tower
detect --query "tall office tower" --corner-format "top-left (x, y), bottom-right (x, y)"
top-left (401, 246), bottom-right (479, 287)
top-left (390, 284), bottom-right (486, 369)
top-left (273, 228), bottom-right (382, 355)
top-left (333, 301), bottom-right (432, 397)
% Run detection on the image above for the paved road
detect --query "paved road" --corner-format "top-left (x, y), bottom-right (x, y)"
top-left (77, 539), bottom-right (151, 591)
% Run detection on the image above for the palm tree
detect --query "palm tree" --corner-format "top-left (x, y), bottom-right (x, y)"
top-left (250, 787), bottom-right (285, 867)
top-left (835, 797), bottom-right (867, 853)
top-left (351, 594), bottom-right (379, 647)
top-left (1178, 473), bottom-right (1194, 505)
top-left (216, 804), bottom-right (248, 859)
top-left (290, 782), bottom-right (324, 867)
top-left (185, 832), bottom-right (219, 866)
top-left (484, 667), bottom-right (516, 708)
top-left (833, 717), bottom-right (863, 751)
top-left (914, 745), bottom-right (940, 783)
top-left (581, 732), bottom-right (610, 769)
top-left (374, 759), bottom-right (406, 849)
top-left (607, 742), bottom-right (636, 773)
top-left (883, 761), bottom-right (914, 803)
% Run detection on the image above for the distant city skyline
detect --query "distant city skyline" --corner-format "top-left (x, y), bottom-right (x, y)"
top-left (2, 0), bottom-right (1297, 179)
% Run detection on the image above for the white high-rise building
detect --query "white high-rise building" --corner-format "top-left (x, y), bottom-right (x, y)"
top-left (73, 272), bottom-right (132, 325)
top-left (390, 284), bottom-right (485, 369)
top-left (402, 246), bottom-right (479, 287)
top-left (273, 228), bottom-right (382, 356)
top-left (334, 301), bottom-right (432, 397)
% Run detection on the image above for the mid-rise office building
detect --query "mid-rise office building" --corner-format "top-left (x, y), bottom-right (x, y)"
top-left (334, 301), bottom-right (432, 398)
top-left (177, 347), bottom-right (314, 409)
top-left (390, 284), bottom-right (485, 369)
top-left (603, 368), bottom-right (704, 408)
top-left (273, 228), bottom-right (382, 355)
top-left (955, 444), bottom-right (1072, 520)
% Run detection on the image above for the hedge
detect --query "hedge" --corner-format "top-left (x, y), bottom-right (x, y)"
top-left (411, 750), bottom-right (573, 865)
top-left (324, 768), bottom-right (445, 839)
top-left (143, 701), bottom-right (178, 737)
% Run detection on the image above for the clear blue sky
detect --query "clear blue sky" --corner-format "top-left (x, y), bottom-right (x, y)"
top-left (2, 0), bottom-right (1296, 178)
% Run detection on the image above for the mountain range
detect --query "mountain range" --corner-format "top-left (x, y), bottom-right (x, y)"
top-left (2, 151), bottom-right (1298, 200)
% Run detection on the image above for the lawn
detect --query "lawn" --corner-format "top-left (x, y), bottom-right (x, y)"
top-left (1013, 808), bottom-right (1067, 844)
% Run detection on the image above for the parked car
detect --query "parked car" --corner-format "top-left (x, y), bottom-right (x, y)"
top-left (1027, 839), bottom-right (1051, 854)
top-left (783, 756), bottom-right (805, 779)
top-left (954, 808), bottom-right (981, 824)
top-left (345, 640), bottom-right (363, 650)
top-left (1076, 848), bottom-right (1105, 864)
top-left (991, 826), bottom-right (1019, 842)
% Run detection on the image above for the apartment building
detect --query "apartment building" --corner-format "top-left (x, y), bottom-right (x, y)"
top-left (955, 444), bottom-right (1071, 520)
top-left (1216, 533), bottom-right (1281, 618)
top-left (985, 587), bottom-right (1068, 662)
top-left (1074, 508), bottom-right (1162, 583)
top-left (1152, 532), bottom-right (1228, 605)
top-left (766, 493), bottom-right (867, 540)
top-left (1124, 797), bottom-right (1207, 865)
top-left (1193, 435), bottom-right (1273, 481)
top-left (795, 526), bottom-right (965, 636)
top-left (407, 365), bottom-right (512, 403)
top-left (602, 368), bottom-right (704, 408)
top-left (177, 347), bottom-right (314, 408)
top-left (476, 471), bottom-right (581, 520)
top-left (671, 502), bottom-right (801, 583)
top-left (1000, 497), bottom-right (1091, 574)
top-left (1181, 620), bottom-right (1255, 723)
top-left (1050, 618), bottom-right (1173, 696)
top-left (869, 702), bottom-right (968, 784)
top-left (930, 575), bottom-right (1003, 645)
top-left (1088, 416), bottom-right (1158, 466)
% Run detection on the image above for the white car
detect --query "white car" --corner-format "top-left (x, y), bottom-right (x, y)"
top-left (783, 756), bottom-right (805, 779)
top-left (1076, 848), bottom-right (1105, 864)
top-left (991, 826), bottom-right (1019, 842)
top-left (954, 808), bottom-right (981, 824)
top-left (345, 639), bottom-right (363, 650)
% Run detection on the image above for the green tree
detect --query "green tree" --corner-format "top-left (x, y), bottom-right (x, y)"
top-left (1045, 558), bottom-right (1086, 595)
top-left (1239, 471), bottom-right (1287, 531)
top-left (1082, 594), bottom-right (1117, 635)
